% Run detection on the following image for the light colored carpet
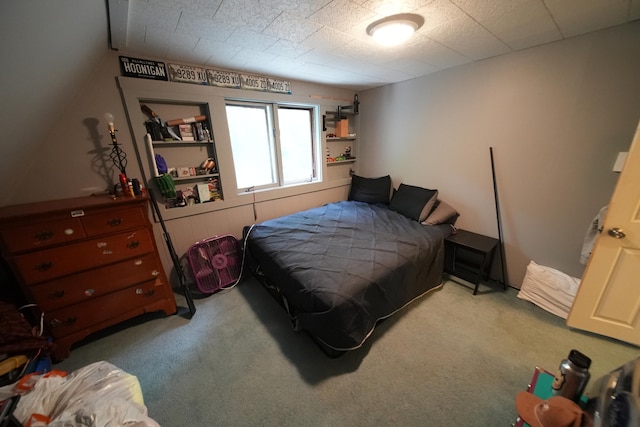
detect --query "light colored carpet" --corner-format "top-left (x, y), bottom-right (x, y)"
top-left (55, 278), bottom-right (637, 426)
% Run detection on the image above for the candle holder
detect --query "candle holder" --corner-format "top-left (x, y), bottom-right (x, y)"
top-left (105, 112), bottom-right (131, 195)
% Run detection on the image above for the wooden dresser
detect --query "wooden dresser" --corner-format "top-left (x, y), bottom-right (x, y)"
top-left (0, 193), bottom-right (176, 360)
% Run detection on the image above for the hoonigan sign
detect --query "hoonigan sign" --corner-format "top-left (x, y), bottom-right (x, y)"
top-left (119, 56), bottom-right (168, 81)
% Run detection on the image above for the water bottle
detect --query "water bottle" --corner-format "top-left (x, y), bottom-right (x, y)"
top-left (552, 349), bottom-right (591, 403)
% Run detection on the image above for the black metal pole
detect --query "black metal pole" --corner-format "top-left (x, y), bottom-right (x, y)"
top-left (490, 147), bottom-right (508, 290)
top-left (148, 188), bottom-right (196, 317)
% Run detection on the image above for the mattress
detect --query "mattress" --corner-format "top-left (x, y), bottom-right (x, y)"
top-left (246, 200), bottom-right (451, 352)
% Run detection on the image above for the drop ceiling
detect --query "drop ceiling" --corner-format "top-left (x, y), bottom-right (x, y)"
top-left (109, 0), bottom-right (640, 90)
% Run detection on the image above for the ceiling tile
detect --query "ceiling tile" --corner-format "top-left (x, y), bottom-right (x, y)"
top-left (151, 0), bottom-right (220, 18)
top-left (262, 12), bottom-right (324, 43)
top-left (339, 37), bottom-right (387, 61)
top-left (265, 39), bottom-right (314, 58)
top-left (129, 2), bottom-right (181, 32)
top-left (145, 27), bottom-right (199, 53)
top-left (193, 0), bottom-right (224, 17)
top-left (227, 28), bottom-right (279, 50)
top-left (196, 39), bottom-right (243, 64)
top-left (300, 26), bottom-right (356, 50)
top-left (403, 34), bottom-right (471, 68)
top-left (545, 0), bottom-right (630, 37)
top-left (414, 0), bottom-right (468, 32)
top-left (297, 49), bottom-right (351, 67)
top-left (383, 58), bottom-right (440, 76)
top-left (308, 0), bottom-right (377, 33)
top-left (231, 48), bottom-right (277, 68)
top-left (212, 0), bottom-right (282, 32)
top-left (263, 56), bottom-right (309, 72)
top-left (360, 0), bottom-right (436, 16)
top-left (428, 14), bottom-right (512, 60)
top-left (256, 0), bottom-right (333, 17)
top-left (175, 13), bottom-right (235, 42)
top-left (452, 0), bottom-right (562, 50)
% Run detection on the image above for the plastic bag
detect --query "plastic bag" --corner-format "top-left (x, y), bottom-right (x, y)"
top-left (13, 361), bottom-right (159, 427)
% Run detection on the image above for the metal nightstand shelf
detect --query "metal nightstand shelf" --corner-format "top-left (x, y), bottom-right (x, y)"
top-left (444, 229), bottom-right (505, 295)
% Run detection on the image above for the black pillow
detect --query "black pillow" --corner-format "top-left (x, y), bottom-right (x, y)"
top-left (389, 183), bottom-right (438, 221)
top-left (348, 174), bottom-right (392, 204)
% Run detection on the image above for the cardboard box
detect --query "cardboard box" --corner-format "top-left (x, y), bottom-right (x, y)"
top-left (336, 118), bottom-right (349, 137)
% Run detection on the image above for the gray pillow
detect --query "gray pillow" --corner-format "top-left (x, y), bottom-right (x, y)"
top-left (389, 184), bottom-right (438, 221)
top-left (422, 200), bottom-right (459, 225)
top-left (348, 174), bottom-right (392, 204)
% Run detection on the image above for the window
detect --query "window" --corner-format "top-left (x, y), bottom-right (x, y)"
top-left (225, 101), bottom-right (318, 192)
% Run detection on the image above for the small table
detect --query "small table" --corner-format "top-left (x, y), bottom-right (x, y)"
top-left (444, 229), bottom-right (503, 295)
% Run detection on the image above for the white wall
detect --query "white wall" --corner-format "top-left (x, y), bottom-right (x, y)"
top-left (0, 0), bottom-right (109, 205)
top-left (358, 21), bottom-right (640, 287)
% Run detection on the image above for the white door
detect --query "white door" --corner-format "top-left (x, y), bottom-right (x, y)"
top-left (567, 120), bottom-right (640, 345)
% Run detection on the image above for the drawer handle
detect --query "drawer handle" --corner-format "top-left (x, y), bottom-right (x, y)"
top-left (49, 316), bottom-right (76, 328)
top-left (48, 290), bottom-right (65, 299)
top-left (127, 241), bottom-right (140, 249)
top-left (35, 261), bottom-right (53, 272)
top-left (107, 218), bottom-right (123, 226)
top-left (35, 231), bottom-right (53, 241)
top-left (135, 288), bottom-right (155, 297)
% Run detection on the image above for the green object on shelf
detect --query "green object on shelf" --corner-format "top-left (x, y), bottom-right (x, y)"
top-left (155, 174), bottom-right (176, 198)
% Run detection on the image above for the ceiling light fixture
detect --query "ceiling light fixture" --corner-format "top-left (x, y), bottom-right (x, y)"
top-left (366, 13), bottom-right (424, 47)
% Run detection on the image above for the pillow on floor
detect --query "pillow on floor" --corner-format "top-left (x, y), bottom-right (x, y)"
top-left (348, 174), bottom-right (392, 204)
top-left (389, 184), bottom-right (438, 222)
top-left (517, 261), bottom-right (580, 319)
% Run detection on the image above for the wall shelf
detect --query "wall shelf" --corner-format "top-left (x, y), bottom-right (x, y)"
top-left (151, 140), bottom-right (213, 146)
top-left (327, 159), bottom-right (356, 165)
top-left (172, 173), bottom-right (219, 182)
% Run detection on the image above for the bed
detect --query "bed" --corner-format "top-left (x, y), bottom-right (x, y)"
top-left (244, 175), bottom-right (459, 356)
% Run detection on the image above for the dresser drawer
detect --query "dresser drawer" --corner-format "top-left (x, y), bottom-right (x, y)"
top-left (81, 206), bottom-right (147, 237)
top-left (30, 253), bottom-right (163, 312)
top-left (13, 228), bottom-right (155, 285)
top-left (44, 279), bottom-right (168, 338)
top-left (0, 217), bottom-right (85, 253)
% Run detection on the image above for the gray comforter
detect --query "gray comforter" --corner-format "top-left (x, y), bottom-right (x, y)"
top-left (246, 200), bottom-right (450, 351)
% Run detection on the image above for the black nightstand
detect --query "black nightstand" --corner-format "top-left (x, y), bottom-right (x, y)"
top-left (444, 229), bottom-right (503, 295)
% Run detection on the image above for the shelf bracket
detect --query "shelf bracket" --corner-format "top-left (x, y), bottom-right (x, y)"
top-left (324, 94), bottom-right (360, 130)
top-left (338, 94), bottom-right (359, 118)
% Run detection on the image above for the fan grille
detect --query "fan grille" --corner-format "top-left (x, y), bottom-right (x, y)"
top-left (187, 235), bottom-right (241, 293)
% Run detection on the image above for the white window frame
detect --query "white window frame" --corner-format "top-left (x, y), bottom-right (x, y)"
top-left (225, 99), bottom-right (320, 193)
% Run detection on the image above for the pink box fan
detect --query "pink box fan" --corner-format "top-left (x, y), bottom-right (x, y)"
top-left (187, 235), bottom-right (242, 293)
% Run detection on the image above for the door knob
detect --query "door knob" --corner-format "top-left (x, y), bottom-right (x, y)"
top-left (608, 227), bottom-right (626, 239)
